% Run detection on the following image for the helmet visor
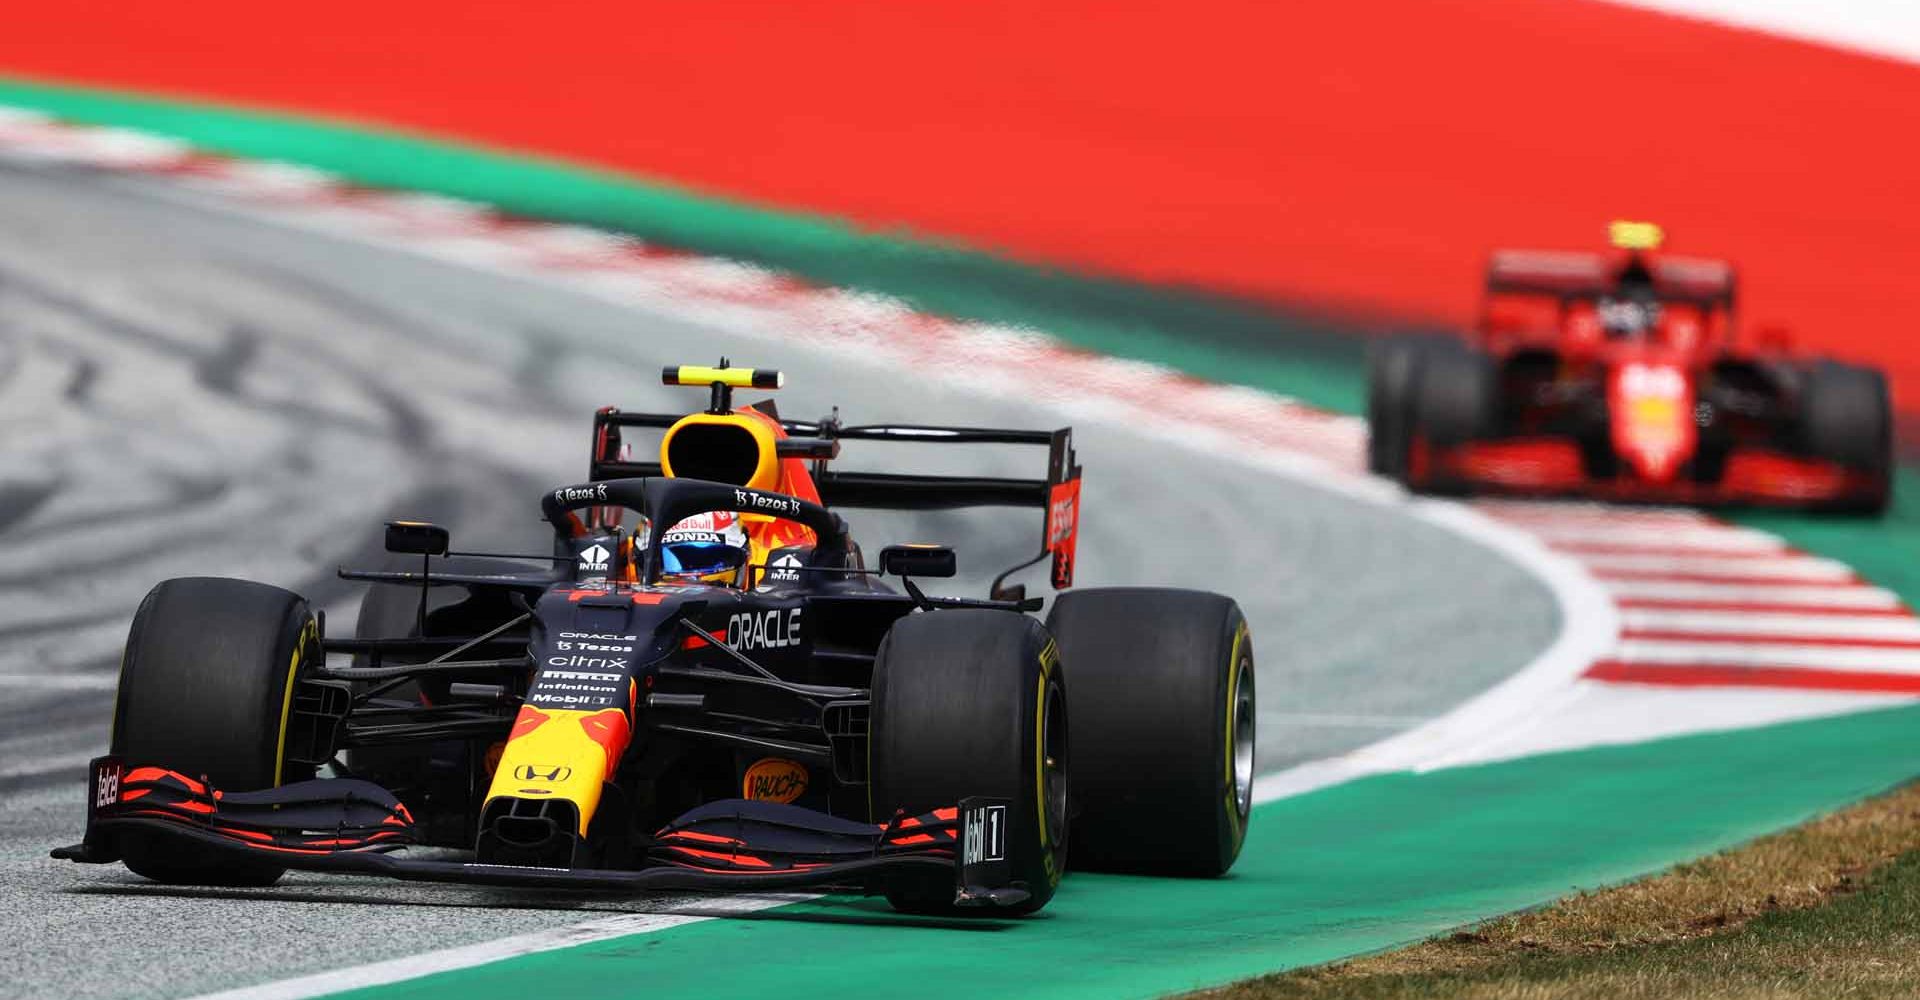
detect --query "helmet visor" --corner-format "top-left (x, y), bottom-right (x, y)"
top-left (661, 541), bottom-right (748, 580)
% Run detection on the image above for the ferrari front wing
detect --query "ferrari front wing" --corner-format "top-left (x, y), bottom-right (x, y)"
top-left (1415, 436), bottom-right (1883, 509)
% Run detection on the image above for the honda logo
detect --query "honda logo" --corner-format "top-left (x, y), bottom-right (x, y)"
top-left (513, 764), bottom-right (573, 782)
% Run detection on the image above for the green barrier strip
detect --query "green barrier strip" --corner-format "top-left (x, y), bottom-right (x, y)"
top-left (338, 701), bottom-right (1920, 1000)
top-left (0, 75), bottom-right (1370, 414)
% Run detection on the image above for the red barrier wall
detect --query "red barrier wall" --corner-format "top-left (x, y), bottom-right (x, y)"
top-left (4, 1), bottom-right (1918, 389)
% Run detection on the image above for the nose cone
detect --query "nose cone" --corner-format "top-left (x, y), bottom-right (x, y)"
top-left (1608, 360), bottom-right (1697, 483)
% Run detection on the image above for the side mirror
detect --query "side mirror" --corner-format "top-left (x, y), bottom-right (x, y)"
top-left (385, 520), bottom-right (450, 556)
top-left (879, 543), bottom-right (957, 579)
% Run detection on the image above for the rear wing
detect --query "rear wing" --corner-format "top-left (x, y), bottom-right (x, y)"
top-left (1485, 250), bottom-right (1738, 308)
top-left (588, 408), bottom-right (1082, 592)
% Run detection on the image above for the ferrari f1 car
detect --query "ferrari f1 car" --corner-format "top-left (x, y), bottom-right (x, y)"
top-left (54, 363), bottom-right (1257, 915)
top-left (1368, 222), bottom-right (1892, 513)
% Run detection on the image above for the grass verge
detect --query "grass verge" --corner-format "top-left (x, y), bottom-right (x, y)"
top-left (1205, 780), bottom-right (1920, 1000)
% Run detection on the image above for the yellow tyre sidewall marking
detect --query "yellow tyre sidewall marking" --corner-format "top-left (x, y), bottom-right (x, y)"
top-left (273, 617), bottom-right (317, 787)
top-left (1223, 621), bottom-right (1250, 844)
top-left (1036, 638), bottom-right (1062, 887)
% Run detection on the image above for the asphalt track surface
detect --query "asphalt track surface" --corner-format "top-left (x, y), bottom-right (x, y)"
top-left (0, 160), bottom-right (1557, 999)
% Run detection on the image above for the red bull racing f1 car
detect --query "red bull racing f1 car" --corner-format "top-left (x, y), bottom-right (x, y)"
top-left (1368, 222), bottom-right (1892, 513)
top-left (55, 364), bottom-right (1256, 915)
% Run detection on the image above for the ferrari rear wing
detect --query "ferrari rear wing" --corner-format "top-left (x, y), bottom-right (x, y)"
top-left (588, 408), bottom-right (1082, 592)
top-left (1485, 250), bottom-right (1738, 307)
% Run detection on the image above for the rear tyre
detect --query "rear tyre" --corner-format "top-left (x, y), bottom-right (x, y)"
top-left (1046, 588), bottom-right (1254, 877)
top-left (1408, 346), bottom-right (1498, 495)
top-left (112, 577), bottom-right (318, 886)
top-left (869, 610), bottom-right (1067, 915)
top-left (1802, 361), bottom-right (1893, 515)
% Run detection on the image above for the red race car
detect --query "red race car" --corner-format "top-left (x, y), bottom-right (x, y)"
top-left (1368, 223), bottom-right (1892, 514)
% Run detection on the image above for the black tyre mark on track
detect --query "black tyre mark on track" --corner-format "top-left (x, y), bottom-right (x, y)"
top-left (0, 481), bottom-right (56, 536)
top-left (0, 325), bottom-right (21, 394)
top-left (0, 684), bottom-right (114, 732)
top-left (0, 262), bottom-right (201, 363)
top-left (211, 259), bottom-right (487, 452)
top-left (0, 474), bottom-right (235, 586)
top-left (195, 325), bottom-right (259, 397)
top-left (62, 357), bottom-right (98, 403)
top-left (0, 685), bottom-right (113, 797)
top-left (511, 327), bottom-right (574, 411)
top-left (216, 257), bottom-right (468, 357)
top-left (0, 611), bottom-right (98, 643)
top-left (0, 263), bottom-right (428, 447)
top-left (0, 766), bottom-right (92, 798)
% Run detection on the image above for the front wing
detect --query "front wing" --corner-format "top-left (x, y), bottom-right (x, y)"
top-left (53, 757), bottom-right (1028, 908)
top-left (1414, 436), bottom-right (1884, 509)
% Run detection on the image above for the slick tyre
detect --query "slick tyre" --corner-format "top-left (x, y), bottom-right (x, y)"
top-left (1408, 345), bottom-right (1497, 495)
top-left (112, 577), bottom-right (318, 886)
top-left (1368, 335), bottom-right (1450, 480)
top-left (1802, 361), bottom-right (1893, 515)
top-left (870, 610), bottom-right (1067, 915)
top-left (1046, 588), bottom-right (1253, 877)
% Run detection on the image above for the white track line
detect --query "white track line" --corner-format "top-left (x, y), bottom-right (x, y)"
top-left (1262, 712), bottom-right (1431, 727)
top-left (1444, 510), bottom-right (1920, 765)
top-left (1474, 501), bottom-right (1711, 526)
top-left (0, 751), bottom-right (99, 781)
top-left (1612, 639), bottom-right (1920, 674)
top-left (1577, 553), bottom-right (1855, 581)
top-left (1619, 609), bottom-right (1920, 641)
top-left (186, 898), bottom-right (814, 1000)
top-left (1520, 524), bottom-right (1788, 552)
top-left (1603, 579), bottom-right (1903, 608)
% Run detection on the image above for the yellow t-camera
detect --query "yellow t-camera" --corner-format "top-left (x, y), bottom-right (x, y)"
top-left (662, 366), bottom-right (784, 390)
top-left (1609, 220), bottom-right (1665, 252)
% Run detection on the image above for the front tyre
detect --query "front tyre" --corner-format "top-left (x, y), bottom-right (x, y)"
top-left (1047, 588), bottom-right (1254, 876)
top-left (1802, 360), bottom-right (1893, 515)
top-left (1408, 345), bottom-right (1497, 495)
top-left (1369, 335), bottom-right (1452, 480)
top-left (869, 609), bottom-right (1067, 915)
top-left (112, 577), bottom-right (318, 886)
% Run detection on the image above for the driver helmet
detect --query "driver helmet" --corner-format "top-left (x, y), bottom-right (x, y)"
top-left (659, 511), bottom-right (751, 588)
top-left (1598, 296), bottom-right (1659, 339)
top-left (1600, 258), bottom-right (1661, 339)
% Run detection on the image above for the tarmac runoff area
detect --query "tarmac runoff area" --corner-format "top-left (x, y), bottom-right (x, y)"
top-left (0, 153), bottom-right (1560, 998)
